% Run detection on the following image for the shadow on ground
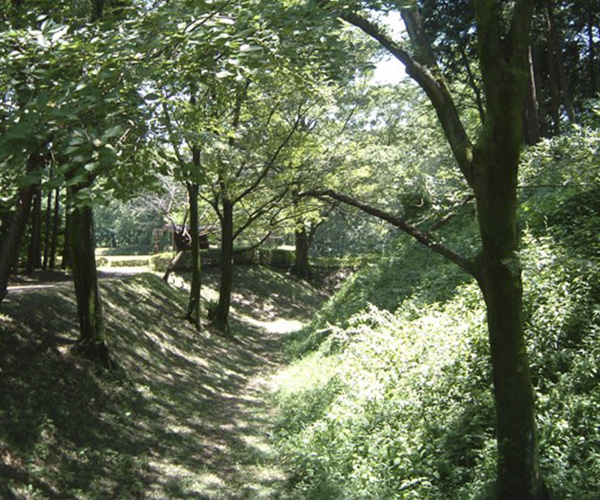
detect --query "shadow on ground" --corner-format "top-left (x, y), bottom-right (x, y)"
top-left (0, 267), bottom-right (328, 499)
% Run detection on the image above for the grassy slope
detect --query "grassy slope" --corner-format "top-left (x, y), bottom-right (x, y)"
top-left (0, 267), bottom-right (327, 500)
top-left (272, 183), bottom-right (600, 499)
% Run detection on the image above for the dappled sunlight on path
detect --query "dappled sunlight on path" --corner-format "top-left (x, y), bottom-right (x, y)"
top-left (0, 269), bottom-right (324, 499)
top-left (137, 307), bottom-right (307, 500)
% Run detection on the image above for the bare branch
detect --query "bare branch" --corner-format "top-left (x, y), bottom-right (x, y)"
top-left (426, 194), bottom-right (475, 234)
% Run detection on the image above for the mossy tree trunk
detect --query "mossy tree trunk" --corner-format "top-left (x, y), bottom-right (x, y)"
top-left (471, 3), bottom-right (545, 495)
top-left (211, 194), bottom-right (233, 332)
top-left (326, 0), bottom-right (546, 497)
top-left (295, 221), bottom-right (312, 281)
top-left (587, 2), bottom-right (597, 96)
top-left (61, 206), bottom-right (72, 270)
top-left (0, 186), bottom-right (34, 303)
top-left (26, 185), bottom-right (43, 273)
top-left (472, 122), bottom-right (543, 500)
top-left (42, 187), bottom-right (53, 270)
top-left (68, 184), bottom-right (110, 368)
top-left (49, 187), bottom-right (60, 269)
top-left (0, 154), bottom-right (42, 304)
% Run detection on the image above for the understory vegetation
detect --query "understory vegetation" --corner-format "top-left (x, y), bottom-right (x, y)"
top-left (2, 1), bottom-right (599, 497)
top-left (272, 132), bottom-right (600, 500)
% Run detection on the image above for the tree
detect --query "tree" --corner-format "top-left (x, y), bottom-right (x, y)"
top-left (0, 8), bottom-right (150, 365)
top-left (203, 82), bottom-right (308, 331)
top-left (299, 1), bottom-right (546, 497)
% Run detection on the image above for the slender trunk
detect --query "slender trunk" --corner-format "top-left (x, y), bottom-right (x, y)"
top-left (92, 0), bottom-right (105, 21)
top-left (42, 187), bottom-right (53, 270)
top-left (532, 46), bottom-right (550, 138)
top-left (295, 221), bottom-right (312, 280)
top-left (546, 35), bottom-right (561, 135)
top-left (473, 170), bottom-right (543, 498)
top-left (162, 250), bottom-right (185, 282)
top-left (478, 253), bottom-right (543, 499)
top-left (212, 196), bottom-right (234, 332)
top-left (524, 46), bottom-right (541, 145)
top-left (68, 185), bottom-right (110, 368)
top-left (186, 181), bottom-right (202, 329)
top-left (26, 185), bottom-right (43, 273)
top-left (0, 186), bottom-right (35, 303)
top-left (0, 154), bottom-right (41, 304)
top-left (545, 2), bottom-right (576, 123)
top-left (0, 211), bottom-right (8, 249)
top-left (339, 2), bottom-right (544, 496)
top-left (61, 207), bottom-right (71, 269)
top-left (472, 96), bottom-right (545, 500)
top-left (469, 1), bottom-right (544, 495)
top-left (49, 187), bottom-right (60, 269)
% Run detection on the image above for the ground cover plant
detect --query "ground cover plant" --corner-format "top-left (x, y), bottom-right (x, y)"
top-left (272, 130), bottom-right (600, 499)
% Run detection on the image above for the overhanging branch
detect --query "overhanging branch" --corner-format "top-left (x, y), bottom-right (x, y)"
top-left (300, 189), bottom-right (479, 279)
top-left (339, 9), bottom-right (475, 184)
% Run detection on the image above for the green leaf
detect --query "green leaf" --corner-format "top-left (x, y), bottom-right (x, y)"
top-left (216, 70), bottom-right (234, 78)
top-left (102, 126), bottom-right (124, 141)
top-left (51, 26), bottom-right (69, 44)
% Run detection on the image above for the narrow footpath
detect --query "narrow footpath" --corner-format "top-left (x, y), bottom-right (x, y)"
top-left (0, 267), bottom-right (327, 500)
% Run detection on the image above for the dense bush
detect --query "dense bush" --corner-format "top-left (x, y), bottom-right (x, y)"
top-left (273, 131), bottom-right (600, 499)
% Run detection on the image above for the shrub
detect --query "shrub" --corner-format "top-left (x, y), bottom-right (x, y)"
top-left (273, 159), bottom-right (600, 499)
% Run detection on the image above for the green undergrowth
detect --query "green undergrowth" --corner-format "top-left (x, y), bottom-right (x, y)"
top-left (272, 131), bottom-right (600, 499)
top-left (0, 266), bottom-right (324, 499)
top-left (96, 254), bottom-right (153, 268)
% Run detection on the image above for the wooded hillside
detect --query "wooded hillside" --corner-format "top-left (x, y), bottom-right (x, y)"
top-left (1, 1), bottom-right (599, 499)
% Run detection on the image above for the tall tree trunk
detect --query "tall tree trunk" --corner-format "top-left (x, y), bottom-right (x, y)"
top-left (0, 186), bottom-right (34, 303)
top-left (0, 211), bottom-right (8, 250)
top-left (61, 207), bottom-right (72, 270)
top-left (211, 195), bottom-right (234, 332)
top-left (472, 145), bottom-right (544, 499)
top-left (68, 185), bottom-right (110, 368)
top-left (531, 45), bottom-right (550, 138)
top-left (338, 1), bottom-right (546, 497)
top-left (587, 4), bottom-right (597, 97)
top-left (0, 154), bottom-right (40, 304)
top-left (42, 187), bottom-right (53, 270)
top-left (545, 1), bottom-right (577, 124)
top-left (295, 220), bottom-right (312, 280)
top-left (49, 187), bottom-right (60, 269)
top-left (92, 0), bottom-right (105, 21)
top-left (26, 185), bottom-right (43, 273)
top-left (524, 46), bottom-right (541, 145)
top-left (185, 181), bottom-right (202, 329)
top-left (473, 2), bottom-right (546, 496)
top-left (546, 31), bottom-right (561, 135)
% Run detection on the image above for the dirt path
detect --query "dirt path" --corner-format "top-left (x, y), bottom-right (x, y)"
top-left (6, 267), bottom-right (147, 294)
top-left (0, 268), bottom-right (325, 499)
top-left (136, 269), bottom-right (321, 499)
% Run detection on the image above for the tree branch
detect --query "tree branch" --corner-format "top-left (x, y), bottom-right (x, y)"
top-left (339, 9), bottom-right (475, 184)
top-left (233, 110), bottom-right (303, 204)
top-left (300, 189), bottom-right (478, 279)
top-left (426, 194), bottom-right (475, 234)
top-left (233, 230), bottom-right (273, 255)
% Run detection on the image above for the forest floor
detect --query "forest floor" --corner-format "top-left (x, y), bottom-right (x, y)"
top-left (0, 266), bottom-right (331, 499)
